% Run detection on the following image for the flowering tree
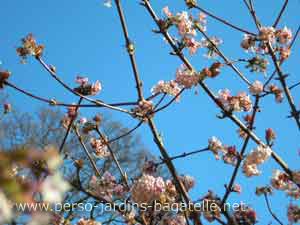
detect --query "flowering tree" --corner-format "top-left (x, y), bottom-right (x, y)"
top-left (0, 0), bottom-right (300, 224)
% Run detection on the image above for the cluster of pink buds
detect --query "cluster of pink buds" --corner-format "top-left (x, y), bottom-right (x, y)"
top-left (89, 171), bottom-right (125, 201)
top-left (151, 80), bottom-right (181, 100)
top-left (267, 84), bottom-right (283, 103)
top-left (77, 218), bottom-right (102, 225)
top-left (241, 26), bottom-right (292, 61)
top-left (131, 99), bottom-right (153, 122)
top-left (208, 137), bottom-right (239, 165)
top-left (245, 56), bottom-right (268, 74)
top-left (79, 114), bottom-right (102, 134)
top-left (199, 37), bottom-right (223, 59)
top-left (131, 174), bottom-right (166, 205)
top-left (60, 104), bottom-right (77, 129)
top-left (90, 137), bottom-right (110, 158)
top-left (175, 64), bottom-right (198, 88)
top-left (217, 89), bottom-right (252, 112)
top-left (159, 213), bottom-right (186, 225)
top-left (242, 145), bottom-right (272, 177)
top-left (178, 175), bottom-right (195, 192)
top-left (248, 80), bottom-right (263, 95)
top-left (270, 170), bottom-right (300, 200)
top-left (232, 205), bottom-right (257, 225)
top-left (3, 103), bottom-right (11, 114)
top-left (74, 76), bottom-right (102, 96)
top-left (16, 33), bottom-right (44, 63)
top-left (161, 7), bottom-right (207, 55)
top-left (0, 70), bottom-right (11, 89)
top-left (287, 204), bottom-right (300, 224)
top-left (200, 191), bottom-right (221, 222)
top-left (199, 62), bottom-right (223, 79)
top-left (265, 128), bottom-right (276, 144)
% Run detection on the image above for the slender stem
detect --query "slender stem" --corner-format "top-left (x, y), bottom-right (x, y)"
top-left (153, 89), bottom-right (184, 113)
top-left (114, 0), bottom-right (144, 101)
top-left (147, 117), bottom-right (202, 225)
top-left (95, 127), bottom-right (129, 188)
top-left (195, 26), bottom-right (251, 85)
top-left (193, 5), bottom-right (256, 36)
top-left (263, 193), bottom-right (284, 225)
top-left (222, 96), bottom-right (260, 204)
top-left (156, 147), bottom-right (210, 165)
top-left (266, 42), bottom-right (300, 131)
top-left (108, 121), bottom-right (143, 144)
top-left (59, 97), bottom-right (83, 154)
top-left (273, 0), bottom-right (289, 28)
top-left (74, 127), bottom-right (102, 178)
top-left (37, 57), bottom-right (130, 114)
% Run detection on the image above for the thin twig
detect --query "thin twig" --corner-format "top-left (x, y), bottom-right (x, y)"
top-left (273, 0), bottom-right (289, 28)
top-left (37, 57), bottom-right (131, 114)
top-left (156, 147), bottom-right (210, 165)
top-left (114, 0), bottom-right (144, 101)
top-left (59, 97), bottom-right (83, 154)
top-left (193, 5), bottom-right (256, 36)
top-left (264, 193), bottom-right (284, 225)
top-left (95, 127), bottom-right (129, 188)
top-left (74, 127), bottom-right (102, 178)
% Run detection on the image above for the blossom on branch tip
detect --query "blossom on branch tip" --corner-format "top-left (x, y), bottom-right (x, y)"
top-left (90, 137), bottom-right (110, 158)
top-left (0, 70), bottom-right (11, 88)
top-left (175, 64), bottom-right (198, 88)
top-left (249, 80), bottom-right (263, 95)
top-left (16, 33), bottom-right (44, 63)
top-left (275, 26), bottom-right (292, 45)
top-left (74, 76), bottom-right (102, 96)
top-left (151, 80), bottom-right (181, 100)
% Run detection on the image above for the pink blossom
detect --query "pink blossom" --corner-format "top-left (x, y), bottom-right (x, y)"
top-left (175, 64), bottom-right (198, 88)
top-left (162, 6), bottom-right (172, 17)
top-left (249, 80), bottom-right (263, 95)
top-left (91, 80), bottom-right (101, 95)
top-left (75, 76), bottom-right (88, 86)
top-left (276, 26), bottom-right (292, 44)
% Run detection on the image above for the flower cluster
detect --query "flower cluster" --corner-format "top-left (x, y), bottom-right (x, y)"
top-left (0, 70), bottom-right (11, 89)
top-left (131, 174), bottom-right (178, 205)
top-left (199, 37), bottom-right (223, 59)
top-left (270, 170), bottom-right (300, 200)
top-left (271, 170), bottom-right (292, 190)
top-left (131, 174), bottom-right (166, 205)
top-left (208, 137), bottom-right (239, 165)
top-left (151, 80), bottom-right (181, 100)
top-left (74, 76), bottom-right (102, 96)
top-left (131, 99), bottom-right (153, 122)
top-left (249, 80), bottom-right (263, 95)
top-left (161, 7), bottom-right (208, 55)
top-left (60, 104), bottom-right (77, 129)
top-left (287, 204), bottom-right (300, 224)
top-left (200, 191), bottom-right (221, 222)
top-left (178, 175), bottom-right (195, 192)
top-left (267, 84), bottom-right (283, 103)
top-left (199, 62), bottom-right (223, 79)
top-left (89, 171), bottom-right (125, 201)
top-left (217, 89), bottom-right (252, 112)
top-left (158, 213), bottom-right (186, 225)
top-left (175, 64), bottom-right (198, 88)
top-left (242, 145), bottom-right (272, 177)
top-left (90, 137), bottom-right (110, 158)
top-left (232, 205), bottom-right (257, 225)
top-left (245, 56), bottom-right (268, 74)
top-left (16, 33), bottom-right (44, 63)
top-left (241, 26), bottom-right (292, 62)
top-left (77, 218), bottom-right (102, 225)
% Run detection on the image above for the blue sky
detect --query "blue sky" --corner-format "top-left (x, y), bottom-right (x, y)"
top-left (1, 0), bottom-right (300, 224)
